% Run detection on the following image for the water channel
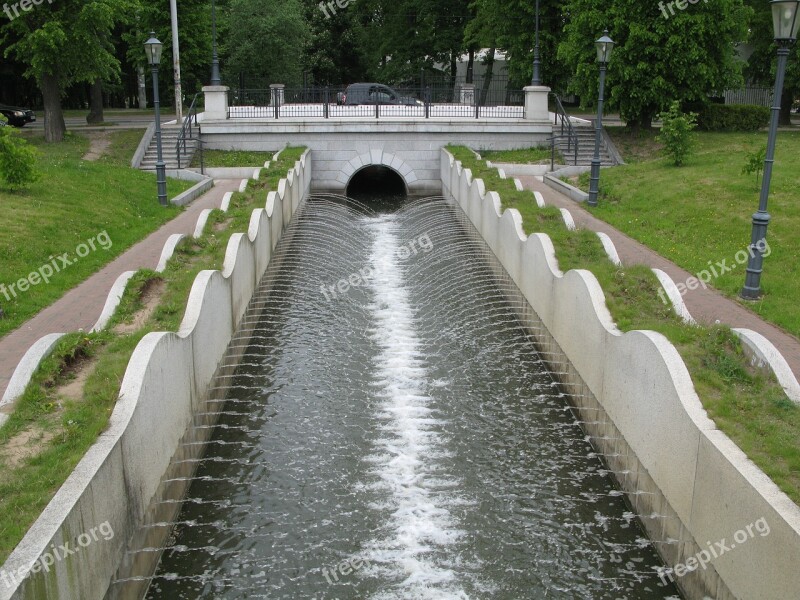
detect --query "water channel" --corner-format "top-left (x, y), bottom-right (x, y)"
top-left (135, 192), bottom-right (679, 599)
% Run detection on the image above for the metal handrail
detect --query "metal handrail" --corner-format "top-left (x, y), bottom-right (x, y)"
top-left (548, 135), bottom-right (578, 170)
top-left (176, 92), bottom-right (202, 169)
top-left (551, 93), bottom-right (579, 164)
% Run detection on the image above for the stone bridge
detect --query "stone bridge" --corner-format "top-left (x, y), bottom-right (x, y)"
top-left (199, 85), bottom-right (554, 195)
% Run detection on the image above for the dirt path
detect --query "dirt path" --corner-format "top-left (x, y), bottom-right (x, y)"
top-left (82, 131), bottom-right (112, 161)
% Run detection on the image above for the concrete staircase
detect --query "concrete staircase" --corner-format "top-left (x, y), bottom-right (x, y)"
top-left (555, 121), bottom-right (619, 167)
top-left (139, 125), bottom-right (199, 170)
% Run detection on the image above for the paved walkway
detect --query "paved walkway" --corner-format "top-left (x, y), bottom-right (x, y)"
top-left (517, 174), bottom-right (800, 383)
top-left (0, 179), bottom-right (240, 399)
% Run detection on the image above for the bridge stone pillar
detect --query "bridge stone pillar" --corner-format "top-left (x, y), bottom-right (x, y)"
top-left (270, 84), bottom-right (285, 105)
top-left (203, 85), bottom-right (230, 120)
top-left (523, 85), bottom-right (551, 121)
top-left (459, 84), bottom-right (475, 105)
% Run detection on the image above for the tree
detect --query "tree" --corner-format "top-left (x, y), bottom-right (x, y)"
top-left (86, 79), bottom-right (105, 124)
top-left (559, 0), bottom-right (749, 129)
top-left (657, 101), bottom-right (698, 166)
top-left (742, 0), bottom-right (799, 126)
top-left (468, 0), bottom-right (569, 90)
top-left (223, 0), bottom-right (309, 86)
top-left (352, 0), bottom-right (473, 84)
top-left (304, 0), bottom-right (370, 84)
top-left (1, 0), bottom-right (136, 142)
top-left (122, 0), bottom-right (214, 109)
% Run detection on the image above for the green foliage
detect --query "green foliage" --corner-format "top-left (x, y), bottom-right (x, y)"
top-left (742, 144), bottom-right (766, 185)
top-left (122, 0), bottom-right (213, 98)
top-left (0, 128), bottom-right (39, 189)
top-left (741, 0), bottom-right (799, 119)
top-left (697, 104), bottom-right (770, 132)
top-left (1, 0), bottom-right (135, 86)
top-left (468, 0), bottom-right (567, 89)
top-left (304, 0), bottom-right (370, 84)
top-left (225, 0), bottom-right (310, 86)
top-left (558, 0), bottom-right (750, 128)
top-left (657, 101), bottom-right (697, 166)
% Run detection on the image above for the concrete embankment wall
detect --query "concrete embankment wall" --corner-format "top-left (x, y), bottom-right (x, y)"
top-left (440, 148), bottom-right (800, 600)
top-left (0, 152), bottom-right (311, 600)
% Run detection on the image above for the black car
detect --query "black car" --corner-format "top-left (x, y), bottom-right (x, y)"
top-left (338, 83), bottom-right (421, 106)
top-left (0, 105), bottom-right (36, 127)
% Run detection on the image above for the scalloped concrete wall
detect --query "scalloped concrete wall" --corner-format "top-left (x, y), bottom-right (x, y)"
top-left (0, 152), bottom-right (311, 600)
top-left (441, 148), bottom-right (800, 600)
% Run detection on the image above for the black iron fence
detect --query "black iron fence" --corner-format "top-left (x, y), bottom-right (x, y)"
top-left (227, 85), bottom-right (525, 120)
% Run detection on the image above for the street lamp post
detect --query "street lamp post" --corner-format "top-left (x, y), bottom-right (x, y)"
top-left (741, 0), bottom-right (799, 299)
top-left (587, 31), bottom-right (615, 208)
top-left (211, 0), bottom-right (221, 85)
top-left (532, 0), bottom-right (541, 85)
top-left (145, 33), bottom-right (168, 207)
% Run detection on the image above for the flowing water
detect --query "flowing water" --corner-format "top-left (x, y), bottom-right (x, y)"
top-left (138, 195), bottom-right (680, 599)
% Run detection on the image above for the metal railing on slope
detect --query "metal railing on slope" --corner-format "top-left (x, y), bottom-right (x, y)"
top-left (551, 93), bottom-right (579, 165)
top-left (177, 92), bottom-right (203, 170)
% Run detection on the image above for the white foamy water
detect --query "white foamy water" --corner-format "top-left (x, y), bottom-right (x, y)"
top-left (360, 215), bottom-right (471, 600)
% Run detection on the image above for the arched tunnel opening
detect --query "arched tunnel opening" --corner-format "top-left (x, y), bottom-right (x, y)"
top-left (346, 165), bottom-right (407, 209)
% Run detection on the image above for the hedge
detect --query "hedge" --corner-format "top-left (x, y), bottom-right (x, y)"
top-left (696, 104), bottom-right (770, 132)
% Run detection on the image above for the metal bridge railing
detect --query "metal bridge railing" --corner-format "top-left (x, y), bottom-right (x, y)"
top-left (227, 85), bottom-right (525, 120)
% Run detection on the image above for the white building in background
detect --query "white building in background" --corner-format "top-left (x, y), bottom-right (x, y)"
top-left (432, 49), bottom-right (512, 102)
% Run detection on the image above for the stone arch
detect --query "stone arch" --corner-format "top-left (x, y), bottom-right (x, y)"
top-left (336, 149), bottom-right (418, 192)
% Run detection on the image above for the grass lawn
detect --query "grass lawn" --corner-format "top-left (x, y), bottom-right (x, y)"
top-left (478, 146), bottom-right (559, 164)
top-left (0, 147), bottom-right (307, 562)
top-left (592, 128), bottom-right (800, 338)
top-left (98, 129), bottom-right (149, 167)
top-left (193, 149), bottom-right (277, 168)
top-left (447, 145), bottom-right (800, 508)
top-left (0, 131), bottom-right (193, 339)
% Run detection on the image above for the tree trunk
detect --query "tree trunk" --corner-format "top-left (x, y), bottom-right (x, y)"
top-left (449, 51), bottom-right (457, 102)
top-left (86, 79), bottom-right (104, 124)
top-left (138, 66), bottom-right (148, 108)
top-left (40, 72), bottom-right (66, 143)
top-left (779, 87), bottom-right (793, 126)
top-left (466, 48), bottom-right (475, 84)
top-left (480, 47), bottom-right (496, 105)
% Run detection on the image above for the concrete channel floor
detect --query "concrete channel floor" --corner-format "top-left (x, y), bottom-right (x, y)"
top-left (0, 178), bottom-right (240, 399)
top-left (517, 174), bottom-right (800, 384)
